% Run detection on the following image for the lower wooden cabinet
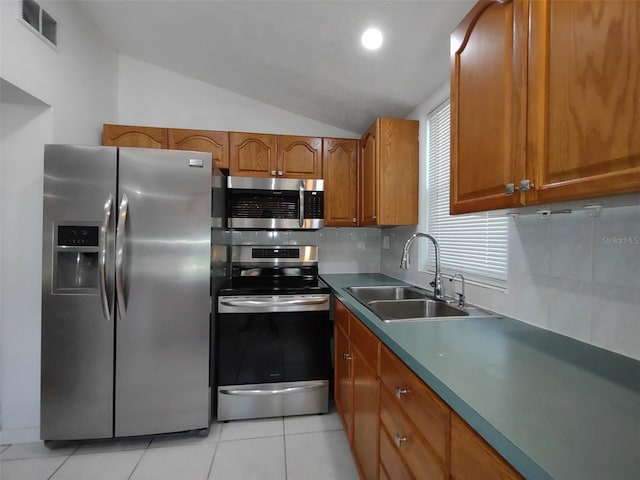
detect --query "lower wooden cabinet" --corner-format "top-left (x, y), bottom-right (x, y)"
top-left (451, 413), bottom-right (523, 480)
top-left (334, 297), bottom-right (523, 480)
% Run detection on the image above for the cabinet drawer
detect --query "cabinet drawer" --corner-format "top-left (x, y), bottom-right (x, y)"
top-left (334, 299), bottom-right (350, 335)
top-left (350, 315), bottom-right (379, 371)
top-left (379, 345), bottom-right (450, 463)
top-left (379, 423), bottom-right (412, 480)
top-left (380, 388), bottom-right (447, 480)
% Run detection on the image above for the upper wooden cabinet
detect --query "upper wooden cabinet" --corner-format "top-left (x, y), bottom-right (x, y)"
top-left (168, 129), bottom-right (229, 170)
top-left (229, 133), bottom-right (322, 179)
top-left (451, 0), bottom-right (640, 214)
top-left (450, 0), bottom-right (528, 214)
top-left (527, 0), bottom-right (640, 204)
top-left (229, 132), bottom-right (276, 177)
top-left (102, 124), bottom-right (168, 149)
top-left (359, 118), bottom-right (419, 226)
top-left (278, 135), bottom-right (323, 179)
top-left (323, 138), bottom-right (358, 227)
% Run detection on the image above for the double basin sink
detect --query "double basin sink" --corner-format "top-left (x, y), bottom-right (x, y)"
top-left (345, 285), bottom-right (497, 323)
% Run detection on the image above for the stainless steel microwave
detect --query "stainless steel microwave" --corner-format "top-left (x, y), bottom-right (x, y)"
top-left (226, 176), bottom-right (324, 230)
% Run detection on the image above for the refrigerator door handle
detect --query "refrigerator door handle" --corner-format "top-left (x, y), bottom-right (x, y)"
top-left (116, 193), bottom-right (129, 317)
top-left (99, 194), bottom-right (113, 322)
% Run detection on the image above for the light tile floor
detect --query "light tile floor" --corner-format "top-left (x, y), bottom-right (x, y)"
top-left (0, 412), bottom-right (359, 480)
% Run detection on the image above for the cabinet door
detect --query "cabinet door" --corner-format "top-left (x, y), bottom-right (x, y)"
top-left (323, 138), bottom-right (358, 226)
top-left (334, 323), bottom-right (352, 442)
top-left (352, 348), bottom-right (380, 480)
top-left (450, 0), bottom-right (528, 214)
top-left (277, 135), bottom-right (322, 178)
top-left (527, 0), bottom-right (640, 204)
top-left (229, 132), bottom-right (276, 177)
top-left (451, 414), bottom-right (523, 480)
top-left (168, 129), bottom-right (229, 170)
top-left (359, 121), bottom-right (378, 226)
top-left (102, 124), bottom-right (168, 149)
top-left (376, 118), bottom-right (419, 225)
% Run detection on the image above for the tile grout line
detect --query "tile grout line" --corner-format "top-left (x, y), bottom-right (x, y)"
top-left (126, 442), bottom-right (151, 480)
top-left (46, 444), bottom-right (80, 480)
top-left (204, 436), bottom-right (220, 480)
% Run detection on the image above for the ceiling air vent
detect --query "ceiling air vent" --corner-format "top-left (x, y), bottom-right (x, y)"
top-left (21, 0), bottom-right (57, 46)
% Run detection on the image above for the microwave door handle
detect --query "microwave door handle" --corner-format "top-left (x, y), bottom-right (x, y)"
top-left (99, 194), bottom-right (113, 323)
top-left (299, 181), bottom-right (304, 228)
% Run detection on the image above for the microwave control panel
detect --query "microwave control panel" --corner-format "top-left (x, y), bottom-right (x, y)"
top-left (304, 191), bottom-right (324, 219)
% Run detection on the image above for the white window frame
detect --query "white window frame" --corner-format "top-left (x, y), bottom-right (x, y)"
top-left (419, 100), bottom-right (509, 290)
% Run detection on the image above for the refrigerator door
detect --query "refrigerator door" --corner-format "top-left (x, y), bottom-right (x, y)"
top-left (41, 145), bottom-right (117, 440)
top-left (115, 148), bottom-right (211, 436)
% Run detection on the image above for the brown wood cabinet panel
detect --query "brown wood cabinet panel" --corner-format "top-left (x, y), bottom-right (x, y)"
top-left (334, 298), bottom-right (350, 335)
top-left (451, 413), bottom-right (523, 480)
top-left (102, 124), bottom-right (168, 149)
top-left (378, 463), bottom-right (392, 480)
top-left (359, 118), bottom-right (419, 225)
top-left (527, 0), bottom-right (640, 204)
top-left (334, 321), bottom-right (352, 443)
top-left (379, 424), bottom-right (413, 480)
top-left (277, 135), bottom-right (322, 179)
top-left (229, 132), bottom-right (276, 177)
top-left (359, 122), bottom-right (378, 226)
top-left (352, 345), bottom-right (380, 480)
top-left (380, 388), bottom-right (447, 480)
top-left (168, 129), bottom-right (229, 170)
top-left (323, 138), bottom-right (358, 227)
top-left (450, 0), bottom-right (527, 214)
top-left (349, 313), bottom-right (379, 373)
top-left (376, 118), bottom-right (419, 225)
top-left (379, 345), bottom-right (450, 464)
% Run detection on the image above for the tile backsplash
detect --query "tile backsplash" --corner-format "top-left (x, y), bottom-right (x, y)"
top-left (230, 227), bottom-right (381, 274)
top-left (381, 205), bottom-right (640, 361)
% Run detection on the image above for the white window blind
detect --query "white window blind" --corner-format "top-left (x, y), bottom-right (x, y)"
top-left (424, 100), bottom-right (509, 287)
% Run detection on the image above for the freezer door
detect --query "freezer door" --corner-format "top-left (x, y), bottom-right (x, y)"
top-left (41, 145), bottom-right (117, 440)
top-left (115, 148), bottom-right (211, 436)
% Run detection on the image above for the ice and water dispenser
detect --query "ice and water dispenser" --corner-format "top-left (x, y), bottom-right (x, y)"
top-left (54, 224), bottom-right (100, 291)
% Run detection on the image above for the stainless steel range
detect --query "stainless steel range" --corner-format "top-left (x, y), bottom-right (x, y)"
top-left (215, 245), bottom-right (331, 421)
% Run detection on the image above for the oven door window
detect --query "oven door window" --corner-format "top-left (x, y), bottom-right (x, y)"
top-left (217, 311), bottom-right (330, 386)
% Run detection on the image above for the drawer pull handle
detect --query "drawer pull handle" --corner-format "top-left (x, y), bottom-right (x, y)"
top-left (395, 433), bottom-right (408, 447)
top-left (395, 387), bottom-right (409, 399)
top-left (343, 352), bottom-right (352, 361)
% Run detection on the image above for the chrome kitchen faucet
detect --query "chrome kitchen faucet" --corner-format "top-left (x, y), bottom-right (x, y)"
top-left (400, 233), bottom-right (443, 300)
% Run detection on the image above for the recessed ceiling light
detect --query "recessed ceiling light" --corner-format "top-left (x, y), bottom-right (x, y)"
top-left (361, 27), bottom-right (383, 50)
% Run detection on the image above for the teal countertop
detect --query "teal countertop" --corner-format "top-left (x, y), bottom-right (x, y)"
top-left (321, 273), bottom-right (640, 480)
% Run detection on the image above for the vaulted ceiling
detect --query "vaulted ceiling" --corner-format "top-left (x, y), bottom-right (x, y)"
top-left (78, 0), bottom-right (475, 134)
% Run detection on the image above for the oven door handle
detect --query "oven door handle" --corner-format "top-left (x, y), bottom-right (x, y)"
top-left (220, 382), bottom-right (326, 396)
top-left (219, 297), bottom-right (328, 308)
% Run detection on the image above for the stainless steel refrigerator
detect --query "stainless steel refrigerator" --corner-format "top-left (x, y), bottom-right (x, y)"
top-left (41, 145), bottom-right (216, 441)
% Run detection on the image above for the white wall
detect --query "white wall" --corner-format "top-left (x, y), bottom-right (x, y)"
top-left (381, 87), bottom-right (640, 362)
top-left (117, 55), bottom-right (359, 138)
top-left (0, 0), bottom-right (118, 443)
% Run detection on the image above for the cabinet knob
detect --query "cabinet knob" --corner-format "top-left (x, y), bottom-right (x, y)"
top-left (505, 183), bottom-right (515, 195)
top-left (352, 218), bottom-right (357, 223)
top-left (520, 179), bottom-right (534, 192)
top-left (372, 215), bottom-right (377, 220)
top-left (271, 170), bottom-right (276, 176)
top-left (395, 387), bottom-right (408, 399)
top-left (395, 433), bottom-right (408, 447)
top-left (278, 170), bottom-right (283, 176)
top-left (343, 352), bottom-right (352, 361)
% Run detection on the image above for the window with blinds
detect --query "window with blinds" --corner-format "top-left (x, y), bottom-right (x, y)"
top-left (423, 100), bottom-right (509, 288)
